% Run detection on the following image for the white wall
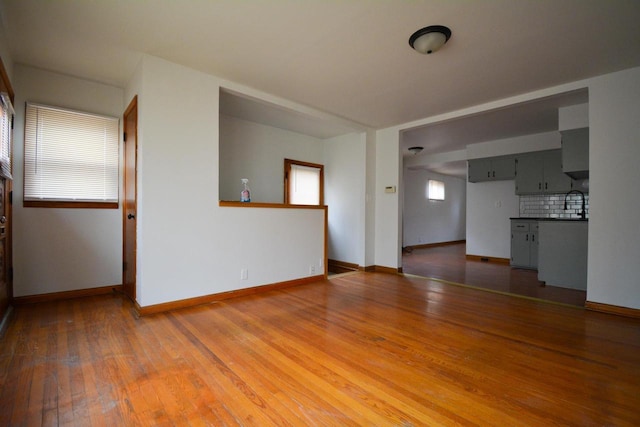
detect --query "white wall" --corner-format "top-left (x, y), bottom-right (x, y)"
top-left (466, 180), bottom-right (519, 258)
top-left (559, 103), bottom-right (589, 131)
top-left (0, 19), bottom-right (13, 83)
top-left (364, 130), bottom-right (377, 267)
top-left (324, 132), bottom-right (366, 265)
top-left (132, 55), bottom-right (326, 307)
top-left (375, 127), bottom-right (402, 269)
top-left (588, 67), bottom-right (640, 309)
top-left (403, 169), bottom-right (466, 247)
top-left (12, 65), bottom-right (124, 296)
top-left (219, 114), bottom-right (324, 203)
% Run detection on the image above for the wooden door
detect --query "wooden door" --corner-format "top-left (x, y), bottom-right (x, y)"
top-left (122, 96), bottom-right (138, 302)
top-left (0, 178), bottom-right (8, 319)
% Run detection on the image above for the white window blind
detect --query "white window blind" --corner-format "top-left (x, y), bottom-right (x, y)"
top-left (428, 179), bottom-right (445, 201)
top-left (0, 92), bottom-right (13, 179)
top-left (289, 164), bottom-right (321, 205)
top-left (24, 103), bottom-right (119, 203)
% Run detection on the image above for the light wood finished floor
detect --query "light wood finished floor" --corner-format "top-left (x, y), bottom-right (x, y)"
top-left (1, 272), bottom-right (639, 426)
top-left (403, 243), bottom-right (587, 306)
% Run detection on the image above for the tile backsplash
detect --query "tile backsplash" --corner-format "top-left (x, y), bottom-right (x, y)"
top-left (519, 193), bottom-right (589, 219)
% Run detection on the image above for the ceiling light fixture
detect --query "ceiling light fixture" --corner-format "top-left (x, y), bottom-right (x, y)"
top-left (408, 146), bottom-right (424, 155)
top-left (409, 25), bottom-right (452, 54)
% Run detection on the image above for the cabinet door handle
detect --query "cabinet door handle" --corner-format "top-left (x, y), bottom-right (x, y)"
top-left (488, 171), bottom-right (491, 178)
top-left (532, 235), bottom-right (535, 242)
top-left (538, 182), bottom-right (542, 190)
top-left (545, 182), bottom-right (548, 190)
top-left (526, 234), bottom-right (529, 241)
top-left (492, 171), bottom-right (495, 178)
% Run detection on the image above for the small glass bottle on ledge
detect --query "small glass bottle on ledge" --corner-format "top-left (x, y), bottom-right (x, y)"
top-left (240, 178), bottom-right (251, 202)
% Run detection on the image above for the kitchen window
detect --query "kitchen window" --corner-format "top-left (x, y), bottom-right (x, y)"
top-left (23, 103), bottom-right (119, 208)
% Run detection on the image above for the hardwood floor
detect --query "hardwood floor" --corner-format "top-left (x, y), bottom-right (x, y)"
top-left (403, 243), bottom-right (587, 306)
top-left (1, 273), bottom-right (639, 426)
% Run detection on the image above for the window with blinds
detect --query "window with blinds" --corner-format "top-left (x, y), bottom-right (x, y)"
top-left (284, 159), bottom-right (324, 206)
top-left (23, 103), bottom-right (119, 208)
top-left (428, 179), bottom-right (445, 201)
top-left (0, 92), bottom-right (13, 180)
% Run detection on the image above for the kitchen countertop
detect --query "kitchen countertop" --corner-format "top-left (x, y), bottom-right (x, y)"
top-left (510, 217), bottom-right (588, 222)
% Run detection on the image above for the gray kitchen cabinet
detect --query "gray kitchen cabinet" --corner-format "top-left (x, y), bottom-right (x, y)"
top-left (468, 155), bottom-right (515, 182)
top-left (468, 158), bottom-right (492, 182)
top-left (510, 219), bottom-right (538, 269)
top-left (514, 152), bottom-right (543, 194)
top-left (515, 150), bottom-right (573, 195)
top-left (530, 222), bottom-right (539, 268)
top-left (543, 150), bottom-right (573, 193)
top-left (561, 127), bottom-right (589, 179)
top-left (538, 221), bottom-right (588, 290)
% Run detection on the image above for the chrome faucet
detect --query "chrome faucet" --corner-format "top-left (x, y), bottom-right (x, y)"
top-left (564, 190), bottom-right (586, 219)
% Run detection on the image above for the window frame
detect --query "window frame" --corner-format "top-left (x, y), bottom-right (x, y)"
top-left (23, 103), bottom-right (119, 209)
top-left (0, 92), bottom-right (13, 180)
top-left (284, 158), bottom-right (324, 206)
top-left (428, 179), bottom-right (445, 201)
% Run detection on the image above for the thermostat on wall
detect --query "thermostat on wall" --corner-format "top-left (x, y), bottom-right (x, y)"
top-left (385, 186), bottom-right (396, 193)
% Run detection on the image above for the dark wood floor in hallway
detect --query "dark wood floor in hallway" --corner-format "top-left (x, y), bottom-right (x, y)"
top-left (402, 242), bottom-right (587, 306)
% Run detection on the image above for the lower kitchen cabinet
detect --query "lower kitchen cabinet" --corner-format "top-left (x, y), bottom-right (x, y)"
top-left (510, 219), bottom-right (538, 269)
top-left (538, 221), bottom-right (588, 290)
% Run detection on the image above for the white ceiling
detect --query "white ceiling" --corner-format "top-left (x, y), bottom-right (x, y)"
top-left (1, 0), bottom-right (639, 169)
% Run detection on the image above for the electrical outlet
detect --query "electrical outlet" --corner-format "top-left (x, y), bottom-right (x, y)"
top-left (240, 269), bottom-right (248, 280)
top-left (309, 265), bottom-right (316, 275)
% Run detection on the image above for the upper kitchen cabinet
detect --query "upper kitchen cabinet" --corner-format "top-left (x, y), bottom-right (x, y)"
top-left (468, 155), bottom-right (515, 182)
top-left (561, 127), bottom-right (589, 179)
top-left (515, 150), bottom-right (573, 195)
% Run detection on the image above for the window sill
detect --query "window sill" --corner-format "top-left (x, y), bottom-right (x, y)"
top-left (23, 201), bottom-right (118, 209)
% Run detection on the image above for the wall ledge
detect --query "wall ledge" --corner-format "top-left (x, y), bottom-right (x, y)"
top-left (219, 201), bottom-right (326, 210)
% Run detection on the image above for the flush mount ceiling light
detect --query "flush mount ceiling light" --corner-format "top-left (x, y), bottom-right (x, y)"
top-left (409, 25), bottom-right (452, 54)
top-left (408, 146), bottom-right (424, 155)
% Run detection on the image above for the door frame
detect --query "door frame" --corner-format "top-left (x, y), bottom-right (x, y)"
top-left (0, 55), bottom-right (14, 324)
top-left (122, 96), bottom-right (138, 302)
